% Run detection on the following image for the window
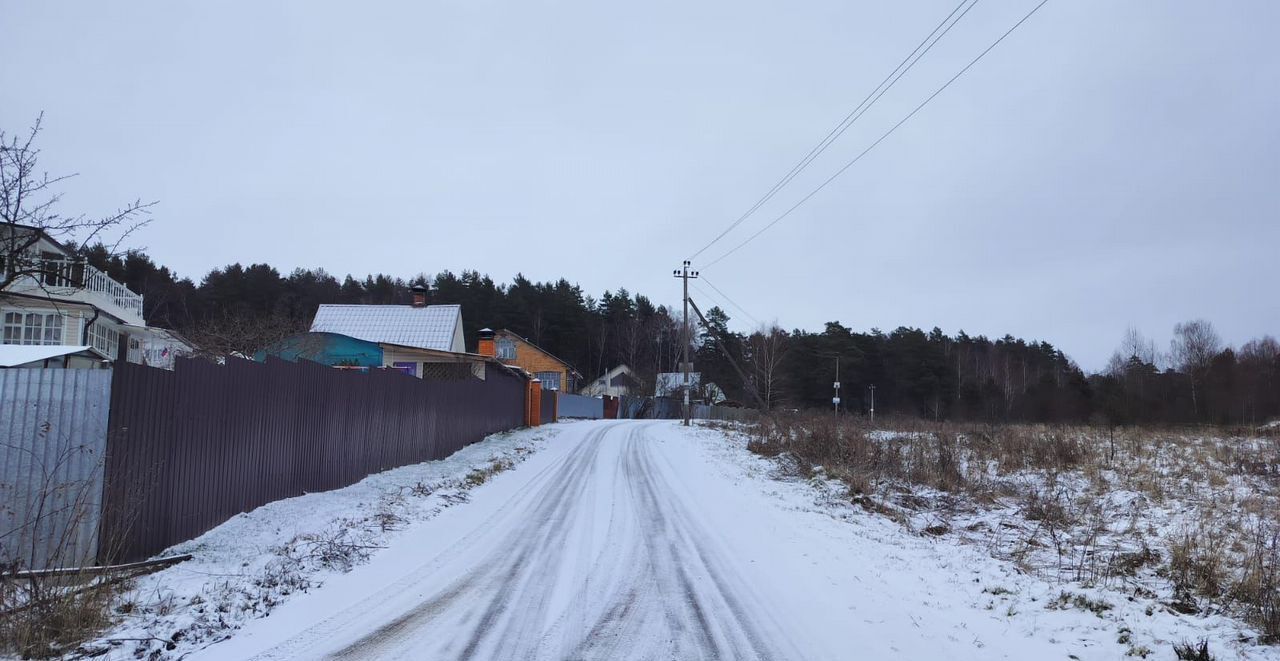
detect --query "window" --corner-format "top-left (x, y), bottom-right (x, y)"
top-left (497, 338), bottom-right (517, 360)
top-left (536, 371), bottom-right (561, 391)
top-left (391, 361), bottom-right (418, 377)
top-left (90, 323), bottom-right (119, 359)
top-left (2, 313), bottom-right (20, 344)
top-left (2, 311), bottom-right (63, 346)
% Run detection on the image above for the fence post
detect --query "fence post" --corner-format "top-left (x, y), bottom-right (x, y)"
top-left (527, 378), bottom-right (542, 426)
top-left (552, 389), bottom-right (559, 422)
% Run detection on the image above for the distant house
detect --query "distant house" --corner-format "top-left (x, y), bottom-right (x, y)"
top-left (580, 364), bottom-right (642, 397)
top-left (476, 328), bottom-right (581, 391)
top-left (256, 331), bottom-right (492, 380)
top-left (309, 288), bottom-right (464, 353)
top-left (654, 371), bottom-right (725, 404)
top-left (0, 223), bottom-right (193, 368)
top-left (126, 327), bottom-right (194, 370)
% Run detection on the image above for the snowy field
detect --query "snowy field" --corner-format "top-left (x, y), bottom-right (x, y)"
top-left (746, 415), bottom-right (1280, 660)
top-left (64, 419), bottom-right (1280, 659)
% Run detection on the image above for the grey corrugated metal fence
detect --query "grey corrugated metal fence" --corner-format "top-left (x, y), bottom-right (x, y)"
top-left (614, 395), bottom-right (757, 423)
top-left (102, 357), bottom-right (527, 563)
top-left (692, 403), bottom-right (759, 423)
top-left (0, 369), bottom-right (111, 570)
top-left (557, 393), bottom-right (603, 419)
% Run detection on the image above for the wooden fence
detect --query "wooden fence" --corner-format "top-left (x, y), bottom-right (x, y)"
top-left (101, 357), bottom-right (526, 562)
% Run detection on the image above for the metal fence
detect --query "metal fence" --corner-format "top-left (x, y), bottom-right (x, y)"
top-left (557, 393), bottom-right (604, 419)
top-left (0, 369), bottom-right (112, 570)
top-left (101, 357), bottom-right (527, 562)
top-left (613, 395), bottom-right (757, 423)
top-left (692, 403), bottom-right (759, 424)
top-left (540, 388), bottom-right (557, 423)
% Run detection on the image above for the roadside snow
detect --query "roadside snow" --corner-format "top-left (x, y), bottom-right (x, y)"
top-left (695, 422), bottom-right (1280, 660)
top-left (76, 420), bottom-right (1280, 660)
top-left (80, 425), bottom-right (559, 660)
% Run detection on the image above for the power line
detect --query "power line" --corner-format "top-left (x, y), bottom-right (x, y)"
top-left (698, 275), bottom-right (762, 328)
top-left (688, 281), bottom-right (757, 330)
top-left (688, 0), bottom-right (980, 261)
top-left (704, 0), bottom-right (1052, 270)
top-left (688, 281), bottom-right (729, 317)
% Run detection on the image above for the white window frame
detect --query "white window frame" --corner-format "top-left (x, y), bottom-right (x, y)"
top-left (497, 338), bottom-right (517, 360)
top-left (2, 310), bottom-right (64, 346)
top-left (536, 371), bottom-right (561, 391)
top-left (2, 311), bottom-right (22, 344)
top-left (90, 323), bottom-right (119, 359)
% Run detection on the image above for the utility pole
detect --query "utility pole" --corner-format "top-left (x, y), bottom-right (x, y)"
top-left (833, 356), bottom-right (841, 414)
top-left (868, 384), bottom-right (876, 424)
top-left (687, 297), bottom-right (767, 411)
top-left (672, 260), bottom-right (698, 426)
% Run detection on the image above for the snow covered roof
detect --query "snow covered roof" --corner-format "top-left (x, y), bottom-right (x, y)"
top-left (310, 304), bottom-right (464, 352)
top-left (0, 345), bottom-right (107, 367)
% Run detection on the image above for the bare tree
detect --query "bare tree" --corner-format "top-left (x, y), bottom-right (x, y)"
top-left (1, 114), bottom-right (154, 291)
top-left (1120, 327), bottom-right (1161, 368)
top-left (746, 323), bottom-right (788, 410)
top-left (1170, 319), bottom-right (1222, 417)
top-left (184, 313), bottom-right (304, 360)
top-left (1239, 335), bottom-right (1280, 425)
top-left (618, 314), bottom-right (647, 375)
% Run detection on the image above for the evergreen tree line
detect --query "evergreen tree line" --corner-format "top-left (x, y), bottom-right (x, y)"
top-left (83, 246), bottom-right (1278, 426)
top-left (707, 318), bottom-right (1278, 426)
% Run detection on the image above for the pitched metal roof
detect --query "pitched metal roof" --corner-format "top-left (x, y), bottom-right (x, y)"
top-left (0, 345), bottom-right (107, 367)
top-left (309, 304), bottom-right (463, 352)
top-left (493, 329), bottom-right (582, 377)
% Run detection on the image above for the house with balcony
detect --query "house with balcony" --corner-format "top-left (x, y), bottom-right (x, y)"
top-left (0, 224), bottom-right (192, 368)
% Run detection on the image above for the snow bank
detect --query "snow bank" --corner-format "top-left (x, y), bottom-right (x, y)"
top-left (79, 425), bottom-right (560, 660)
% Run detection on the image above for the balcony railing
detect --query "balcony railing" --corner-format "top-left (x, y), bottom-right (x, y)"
top-left (5, 256), bottom-right (145, 323)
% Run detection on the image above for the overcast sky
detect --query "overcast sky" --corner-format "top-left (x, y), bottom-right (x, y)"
top-left (3, 0), bottom-right (1277, 371)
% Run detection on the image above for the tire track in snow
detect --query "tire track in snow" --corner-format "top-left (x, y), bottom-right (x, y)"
top-left (244, 421), bottom-right (799, 660)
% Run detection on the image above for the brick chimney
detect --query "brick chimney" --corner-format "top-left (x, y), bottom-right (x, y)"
top-left (477, 328), bottom-right (496, 357)
top-left (410, 285), bottom-right (428, 307)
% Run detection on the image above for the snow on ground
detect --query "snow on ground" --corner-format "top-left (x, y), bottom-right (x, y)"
top-left (79, 419), bottom-right (1280, 660)
top-left (706, 422), bottom-right (1280, 660)
top-left (79, 424), bottom-right (558, 660)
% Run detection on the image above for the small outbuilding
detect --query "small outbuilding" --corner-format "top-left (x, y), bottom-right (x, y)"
top-left (0, 345), bottom-right (110, 369)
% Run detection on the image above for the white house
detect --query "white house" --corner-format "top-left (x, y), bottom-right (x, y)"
top-left (579, 364), bottom-right (642, 397)
top-left (1, 224), bottom-right (193, 368)
top-left (308, 289), bottom-right (466, 354)
top-left (654, 371), bottom-right (726, 404)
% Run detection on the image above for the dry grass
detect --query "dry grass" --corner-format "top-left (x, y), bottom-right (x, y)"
top-left (747, 411), bottom-right (1280, 643)
top-left (1, 435), bottom-right (133, 659)
top-left (0, 569), bottom-right (119, 657)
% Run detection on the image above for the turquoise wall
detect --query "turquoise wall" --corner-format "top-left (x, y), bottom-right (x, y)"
top-left (255, 332), bottom-right (383, 368)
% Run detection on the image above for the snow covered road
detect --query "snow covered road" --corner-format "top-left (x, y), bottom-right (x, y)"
top-left (191, 420), bottom-right (1115, 660)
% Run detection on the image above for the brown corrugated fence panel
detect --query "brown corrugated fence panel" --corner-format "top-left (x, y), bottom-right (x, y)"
top-left (100, 357), bottom-right (527, 563)
top-left (540, 388), bottom-right (556, 424)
